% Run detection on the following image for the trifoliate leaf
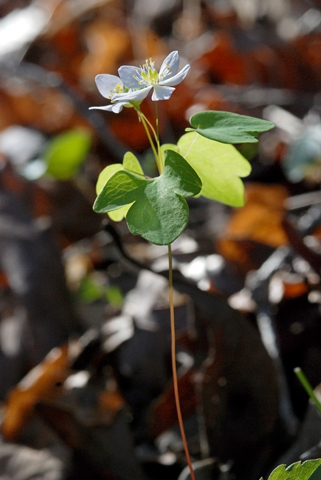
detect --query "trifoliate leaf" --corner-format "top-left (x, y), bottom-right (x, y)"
top-left (96, 152), bottom-right (144, 221)
top-left (262, 460), bottom-right (321, 480)
top-left (44, 129), bottom-right (92, 180)
top-left (94, 150), bottom-right (202, 245)
top-left (169, 132), bottom-right (251, 207)
top-left (187, 110), bottom-right (274, 144)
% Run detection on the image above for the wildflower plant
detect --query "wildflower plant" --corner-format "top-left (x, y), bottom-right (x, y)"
top-left (92, 51), bottom-right (274, 244)
top-left (91, 51), bottom-right (274, 479)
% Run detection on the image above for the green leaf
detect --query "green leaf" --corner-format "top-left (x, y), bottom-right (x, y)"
top-left (94, 150), bottom-right (202, 245)
top-left (96, 152), bottom-right (144, 221)
top-left (169, 132), bottom-right (251, 207)
top-left (187, 110), bottom-right (274, 144)
top-left (263, 460), bottom-right (321, 480)
top-left (44, 129), bottom-right (92, 180)
top-left (105, 285), bottom-right (123, 308)
top-left (78, 275), bottom-right (105, 303)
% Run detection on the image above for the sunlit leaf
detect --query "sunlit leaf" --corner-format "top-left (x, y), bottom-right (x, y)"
top-left (262, 460), bottom-right (321, 480)
top-left (94, 150), bottom-right (202, 245)
top-left (96, 152), bottom-right (144, 221)
top-left (187, 110), bottom-right (274, 144)
top-left (44, 129), bottom-right (92, 180)
top-left (166, 132), bottom-right (251, 207)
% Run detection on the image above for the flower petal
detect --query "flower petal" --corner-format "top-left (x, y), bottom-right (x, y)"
top-left (118, 66), bottom-right (142, 89)
top-left (160, 64), bottom-right (190, 87)
top-left (113, 86), bottom-right (152, 102)
top-left (151, 85), bottom-right (175, 101)
top-left (89, 105), bottom-right (109, 110)
top-left (159, 51), bottom-right (179, 80)
top-left (95, 74), bottom-right (123, 99)
top-left (89, 103), bottom-right (126, 113)
top-left (110, 103), bottom-right (126, 113)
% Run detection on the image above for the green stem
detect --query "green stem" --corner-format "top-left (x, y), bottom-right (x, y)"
top-left (168, 244), bottom-right (196, 480)
top-left (154, 102), bottom-right (164, 172)
top-left (155, 101), bottom-right (160, 140)
top-left (135, 108), bottom-right (161, 172)
top-left (140, 110), bottom-right (158, 144)
top-left (155, 102), bottom-right (161, 169)
top-left (294, 367), bottom-right (321, 414)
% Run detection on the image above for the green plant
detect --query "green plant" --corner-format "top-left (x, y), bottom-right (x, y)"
top-left (262, 460), bottom-right (321, 480)
top-left (91, 51), bottom-right (275, 480)
top-left (44, 129), bottom-right (92, 180)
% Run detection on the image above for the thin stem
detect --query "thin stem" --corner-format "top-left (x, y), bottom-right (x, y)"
top-left (154, 101), bottom-right (164, 171)
top-left (140, 110), bottom-right (158, 144)
top-left (294, 367), bottom-right (321, 414)
top-left (155, 101), bottom-right (160, 140)
top-left (168, 244), bottom-right (196, 480)
top-left (136, 109), bottom-right (161, 172)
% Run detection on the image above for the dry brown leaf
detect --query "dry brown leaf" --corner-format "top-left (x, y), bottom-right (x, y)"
top-left (217, 184), bottom-right (289, 272)
top-left (1, 345), bottom-right (70, 441)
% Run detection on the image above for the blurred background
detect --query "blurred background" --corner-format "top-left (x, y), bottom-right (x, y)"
top-left (1, 1), bottom-right (321, 480)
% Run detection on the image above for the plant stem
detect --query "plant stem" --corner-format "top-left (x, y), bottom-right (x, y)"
top-left (149, 102), bottom-right (195, 478)
top-left (168, 244), bottom-right (196, 480)
top-left (135, 108), bottom-right (161, 172)
top-left (141, 118), bottom-right (160, 170)
top-left (155, 101), bottom-right (160, 140)
top-left (294, 367), bottom-right (321, 414)
top-left (155, 101), bottom-right (164, 171)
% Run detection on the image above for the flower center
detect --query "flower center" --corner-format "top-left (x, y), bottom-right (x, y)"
top-left (135, 58), bottom-right (160, 86)
top-left (109, 83), bottom-right (128, 99)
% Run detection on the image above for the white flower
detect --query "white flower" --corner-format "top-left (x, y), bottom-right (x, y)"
top-left (89, 74), bottom-right (132, 114)
top-left (114, 51), bottom-right (190, 103)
